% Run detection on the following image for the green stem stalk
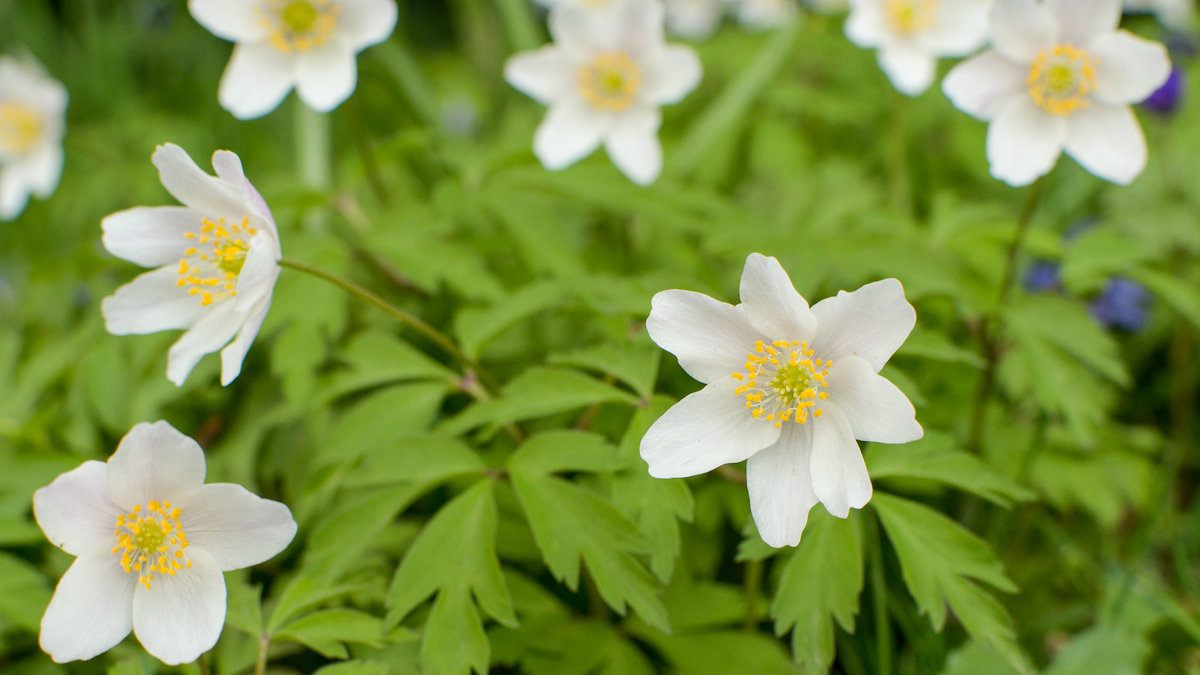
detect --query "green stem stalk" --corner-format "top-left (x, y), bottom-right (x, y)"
top-left (743, 558), bottom-right (763, 631)
top-left (255, 633), bottom-right (270, 675)
top-left (869, 514), bottom-right (892, 675)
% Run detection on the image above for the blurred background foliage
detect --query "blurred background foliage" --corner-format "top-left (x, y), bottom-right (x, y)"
top-left (1, 0), bottom-right (1200, 673)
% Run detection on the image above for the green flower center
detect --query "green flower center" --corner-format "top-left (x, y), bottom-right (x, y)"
top-left (733, 340), bottom-right (831, 427)
top-left (1027, 44), bottom-right (1097, 116)
top-left (578, 52), bottom-right (642, 112)
top-left (264, 0), bottom-right (340, 54)
top-left (281, 1), bottom-right (318, 33)
top-left (885, 0), bottom-right (938, 35)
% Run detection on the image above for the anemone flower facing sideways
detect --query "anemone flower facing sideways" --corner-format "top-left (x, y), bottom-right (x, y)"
top-left (34, 421), bottom-right (296, 665)
top-left (640, 253), bottom-right (923, 547)
top-left (101, 144), bottom-right (281, 386)
top-left (188, 0), bottom-right (398, 119)
top-left (942, 0), bottom-right (1171, 186)
top-left (505, 0), bottom-right (702, 185)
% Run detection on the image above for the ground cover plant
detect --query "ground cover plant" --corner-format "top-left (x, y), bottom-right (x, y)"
top-left (1, 0), bottom-right (1200, 673)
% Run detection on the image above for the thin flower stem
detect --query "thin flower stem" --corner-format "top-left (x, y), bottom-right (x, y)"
top-left (197, 652), bottom-right (212, 675)
top-left (255, 633), bottom-right (270, 675)
top-left (868, 513), bottom-right (892, 675)
top-left (277, 257), bottom-right (500, 394)
top-left (889, 90), bottom-right (911, 216)
top-left (743, 558), bottom-right (763, 631)
top-left (965, 179), bottom-right (1044, 454)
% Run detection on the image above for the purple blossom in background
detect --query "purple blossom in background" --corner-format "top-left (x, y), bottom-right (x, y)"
top-left (1090, 278), bottom-right (1151, 332)
top-left (1025, 260), bottom-right (1063, 292)
top-left (1144, 67), bottom-right (1184, 113)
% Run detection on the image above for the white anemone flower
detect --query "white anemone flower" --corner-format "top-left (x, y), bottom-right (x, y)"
top-left (729, 0), bottom-right (800, 29)
top-left (505, 0), bottom-right (702, 185)
top-left (188, 0), bottom-right (398, 119)
top-left (641, 253), bottom-right (923, 547)
top-left (942, 0), bottom-right (1171, 186)
top-left (666, 0), bottom-right (725, 39)
top-left (35, 421), bottom-right (296, 665)
top-left (101, 144), bottom-right (281, 386)
top-left (0, 55), bottom-right (67, 220)
top-left (845, 0), bottom-right (991, 96)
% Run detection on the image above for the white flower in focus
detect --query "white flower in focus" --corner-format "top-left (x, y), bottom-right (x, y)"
top-left (942, 0), bottom-right (1171, 186)
top-left (0, 55), bottom-right (67, 220)
top-left (188, 0), bottom-right (398, 119)
top-left (666, 0), bottom-right (724, 39)
top-left (640, 253), bottom-right (923, 547)
top-left (729, 0), bottom-right (799, 29)
top-left (1123, 0), bottom-right (1195, 29)
top-left (505, 0), bottom-right (702, 185)
top-left (35, 421), bottom-right (296, 665)
top-left (845, 0), bottom-right (991, 96)
top-left (101, 144), bottom-right (281, 386)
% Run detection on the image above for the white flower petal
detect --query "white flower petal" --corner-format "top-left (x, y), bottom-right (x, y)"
top-left (604, 106), bottom-right (662, 185)
top-left (639, 45), bottom-right (702, 105)
top-left (878, 43), bottom-right (936, 96)
top-left (808, 403), bottom-right (872, 518)
top-left (233, 231), bottom-right (281, 313)
top-left (986, 95), bottom-right (1068, 186)
top-left (187, 0), bottom-right (267, 42)
top-left (151, 143), bottom-right (245, 216)
top-left (101, 206), bottom-right (198, 268)
top-left (183, 483), bottom-right (297, 570)
top-left (1063, 103), bottom-right (1147, 185)
top-left (107, 421), bottom-right (207, 510)
top-left (33, 461), bottom-right (122, 556)
top-left (622, 0), bottom-right (669, 58)
top-left (0, 167), bottom-right (32, 220)
top-left (532, 99), bottom-right (606, 171)
top-left (746, 424), bottom-right (819, 547)
top-left (295, 44), bottom-right (358, 113)
top-left (218, 43), bottom-right (296, 120)
top-left (132, 547), bottom-right (225, 666)
top-left (826, 356), bottom-right (923, 443)
top-left (844, 2), bottom-right (888, 48)
top-left (25, 143), bottom-right (63, 196)
top-left (810, 278), bottom-right (916, 373)
top-left (337, 0), bottom-right (398, 50)
top-left (102, 267), bottom-right (209, 336)
top-left (166, 301), bottom-right (244, 386)
top-left (646, 289), bottom-right (764, 384)
top-left (505, 47), bottom-right (575, 105)
top-left (640, 379), bottom-right (782, 478)
top-left (738, 253), bottom-right (818, 340)
top-left (211, 149), bottom-right (246, 187)
top-left (220, 297), bottom-right (271, 385)
top-left (1090, 31), bottom-right (1171, 105)
top-left (665, 0), bottom-right (722, 39)
top-left (919, 1), bottom-right (990, 55)
top-left (550, 4), bottom-right (619, 56)
top-left (39, 552), bottom-right (137, 663)
top-left (1045, 0), bottom-right (1119, 47)
top-left (989, 0), bottom-right (1056, 64)
top-left (942, 50), bottom-right (1027, 121)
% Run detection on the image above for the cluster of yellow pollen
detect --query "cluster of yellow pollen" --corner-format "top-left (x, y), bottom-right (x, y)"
top-left (112, 499), bottom-right (191, 590)
top-left (1027, 44), bottom-right (1097, 116)
top-left (732, 340), bottom-right (831, 428)
top-left (885, 0), bottom-right (938, 35)
top-left (262, 0), bottom-right (340, 54)
top-left (0, 102), bottom-right (41, 156)
top-left (578, 53), bottom-right (642, 112)
top-left (177, 216), bottom-right (255, 307)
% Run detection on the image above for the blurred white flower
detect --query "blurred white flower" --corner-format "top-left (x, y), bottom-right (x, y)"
top-left (730, 0), bottom-right (799, 29)
top-left (35, 421), bottom-right (296, 665)
top-left (101, 144), bottom-right (281, 386)
top-left (845, 0), bottom-right (991, 96)
top-left (188, 0), bottom-right (398, 119)
top-left (666, 0), bottom-right (724, 39)
top-left (505, 0), bottom-right (702, 184)
top-left (0, 55), bottom-right (66, 220)
top-left (943, 0), bottom-right (1170, 186)
top-left (1123, 0), bottom-right (1195, 28)
top-left (640, 253), bottom-right (922, 547)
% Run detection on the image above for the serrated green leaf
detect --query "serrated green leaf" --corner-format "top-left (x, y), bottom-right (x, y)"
top-left (272, 319), bottom-right (326, 405)
top-left (226, 579), bottom-right (263, 636)
top-left (267, 575), bottom-right (364, 632)
top-left (1127, 266), bottom-right (1200, 331)
top-left (439, 367), bottom-right (638, 435)
top-left (454, 280), bottom-right (570, 360)
top-left (386, 480), bottom-right (515, 630)
top-left (346, 433), bottom-right (486, 488)
top-left (548, 337), bottom-right (662, 399)
top-left (1043, 626), bottom-right (1148, 675)
top-left (770, 510), bottom-right (863, 672)
top-left (303, 486), bottom-right (424, 581)
top-left (1007, 294), bottom-right (1128, 387)
top-left (323, 329), bottom-right (458, 400)
top-left (421, 585), bottom-right (490, 675)
top-left (276, 608), bottom-right (384, 659)
top-left (508, 430), bottom-right (625, 475)
top-left (866, 434), bottom-right (1034, 506)
top-left (642, 630), bottom-right (801, 674)
top-left (319, 382), bottom-right (451, 465)
top-left (0, 551), bottom-right (50, 632)
top-left (874, 493), bottom-right (1021, 667)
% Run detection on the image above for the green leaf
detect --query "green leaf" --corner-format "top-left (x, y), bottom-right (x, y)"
top-left (509, 466), bottom-right (669, 632)
top-left (508, 430), bottom-right (625, 475)
top-left (454, 280), bottom-right (570, 360)
top-left (271, 319), bottom-right (326, 406)
top-left (873, 493), bottom-right (1021, 666)
top-left (323, 329), bottom-right (458, 401)
top-left (386, 480), bottom-right (516, 629)
top-left (548, 337), bottom-right (662, 400)
top-left (346, 433), bottom-right (486, 489)
top-left (276, 608), bottom-right (384, 659)
top-left (1043, 626), bottom-right (1149, 675)
top-left (640, 630), bottom-right (800, 674)
top-left (267, 575), bottom-right (364, 633)
top-left (770, 510), bottom-right (863, 672)
top-left (0, 551), bottom-right (50, 632)
top-left (866, 434), bottom-right (1034, 506)
top-left (226, 579), bottom-right (264, 636)
top-left (421, 585), bottom-right (491, 675)
top-left (1007, 294), bottom-right (1129, 387)
top-left (1127, 266), bottom-right (1200, 331)
top-left (439, 367), bottom-right (638, 435)
top-left (312, 661), bottom-right (392, 675)
top-left (318, 382), bottom-right (451, 465)
top-left (302, 485), bottom-right (425, 581)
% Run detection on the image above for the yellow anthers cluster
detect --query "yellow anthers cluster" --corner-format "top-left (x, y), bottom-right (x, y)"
top-left (263, 0), bottom-right (341, 54)
top-left (1027, 44), bottom-right (1097, 116)
top-left (0, 102), bottom-right (41, 156)
top-left (731, 339), bottom-right (832, 428)
top-left (111, 499), bottom-right (192, 590)
top-left (177, 216), bottom-right (256, 306)
top-left (885, 0), bottom-right (938, 35)
top-left (578, 52), bottom-right (642, 112)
